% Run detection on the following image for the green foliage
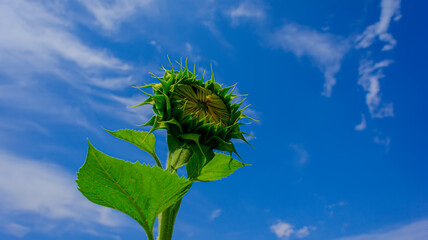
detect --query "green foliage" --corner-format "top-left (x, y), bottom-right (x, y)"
top-left (76, 141), bottom-right (192, 240)
top-left (192, 152), bottom-right (248, 182)
top-left (104, 128), bottom-right (162, 168)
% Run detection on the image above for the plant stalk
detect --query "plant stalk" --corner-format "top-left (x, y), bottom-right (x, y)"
top-left (157, 146), bottom-right (193, 240)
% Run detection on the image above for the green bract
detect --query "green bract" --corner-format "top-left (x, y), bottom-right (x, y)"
top-left (133, 60), bottom-right (254, 156)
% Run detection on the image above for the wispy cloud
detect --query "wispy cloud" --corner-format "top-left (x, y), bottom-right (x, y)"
top-left (358, 59), bottom-right (394, 118)
top-left (355, 0), bottom-right (401, 123)
top-left (200, 6), bottom-right (233, 48)
top-left (265, 0), bottom-right (400, 131)
top-left (270, 220), bottom-right (314, 239)
top-left (290, 144), bottom-right (309, 165)
top-left (374, 136), bottom-right (391, 148)
top-left (209, 209), bottom-right (223, 221)
top-left (90, 93), bottom-right (154, 125)
top-left (1, 223), bottom-right (30, 238)
top-left (150, 40), bottom-right (162, 52)
top-left (271, 221), bottom-right (295, 238)
top-left (337, 219), bottom-right (428, 240)
top-left (0, 150), bottom-right (128, 238)
top-left (184, 42), bottom-right (202, 63)
top-left (355, 114), bottom-right (367, 131)
top-left (0, 84), bottom-right (93, 129)
top-left (356, 0), bottom-right (402, 51)
top-left (88, 76), bottom-right (135, 90)
top-left (326, 201), bottom-right (348, 216)
top-left (354, 0), bottom-right (401, 124)
top-left (295, 226), bottom-right (311, 238)
top-left (0, 0), bottom-right (152, 133)
top-left (271, 23), bottom-right (350, 97)
top-left (0, 1), bottom-right (130, 76)
top-left (79, 0), bottom-right (154, 31)
top-left (228, 1), bottom-right (266, 25)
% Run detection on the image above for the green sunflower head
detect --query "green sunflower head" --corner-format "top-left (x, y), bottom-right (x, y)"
top-left (133, 59), bottom-right (254, 156)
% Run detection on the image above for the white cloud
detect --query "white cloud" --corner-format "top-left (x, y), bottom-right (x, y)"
top-left (79, 0), bottom-right (153, 31)
top-left (355, 114), bottom-right (367, 131)
top-left (228, 2), bottom-right (266, 23)
top-left (209, 209), bottom-right (223, 221)
top-left (358, 59), bottom-right (394, 118)
top-left (374, 136), bottom-right (391, 147)
top-left (295, 226), bottom-right (310, 238)
top-left (150, 40), bottom-right (162, 52)
top-left (356, 0), bottom-right (401, 51)
top-left (327, 201), bottom-right (348, 209)
top-left (337, 219), bottom-right (428, 240)
top-left (353, 0), bottom-right (400, 128)
top-left (89, 76), bottom-right (135, 90)
top-left (271, 221), bottom-right (295, 238)
top-left (196, 1), bottom-right (233, 49)
top-left (0, 84), bottom-right (93, 129)
top-left (270, 220), bottom-right (314, 239)
top-left (0, 0), bottom-right (151, 131)
top-left (0, 0), bottom-right (130, 76)
top-left (1, 223), bottom-right (30, 238)
top-left (326, 201), bottom-right (348, 216)
top-left (185, 42), bottom-right (193, 53)
top-left (0, 150), bottom-right (127, 237)
top-left (271, 23), bottom-right (349, 97)
top-left (90, 93), bottom-right (154, 125)
top-left (184, 42), bottom-right (202, 63)
top-left (290, 144), bottom-right (309, 165)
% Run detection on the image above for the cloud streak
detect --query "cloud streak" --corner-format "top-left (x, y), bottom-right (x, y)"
top-left (338, 219), bottom-right (428, 240)
top-left (209, 209), bottom-right (223, 221)
top-left (355, 114), bottom-right (367, 131)
top-left (228, 1), bottom-right (266, 25)
top-left (271, 23), bottom-right (350, 97)
top-left (358, 59), bottom-right (394, 118)
top-left (0, 0), bottom-right (152, 133)
top-left (356, 0), bottom-right (402, 51)
top-left (0, 0), bottom-right (130, 76)
top-left (354, 0), bottom-right (401, 121)
top-left (270, 220), bottom-right (314, 239)
top-left (290, 144), bottom-right (309, 165)
top-left (79, 0), bottom-right (154, 31)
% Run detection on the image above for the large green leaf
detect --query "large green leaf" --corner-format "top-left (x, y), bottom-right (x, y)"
top-left (194, 153), bottom-right (248, 182)
top-left (105, 129), bottom-right (162, 168)
top-left (76, 142), bottom-right (192, 240)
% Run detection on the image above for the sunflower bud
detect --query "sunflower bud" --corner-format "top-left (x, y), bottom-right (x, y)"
top-left (133, 59), bottom-right (254, 158)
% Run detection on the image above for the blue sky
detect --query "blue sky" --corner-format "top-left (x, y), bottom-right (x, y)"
top-left (1, 0), bottom-right (427, 239)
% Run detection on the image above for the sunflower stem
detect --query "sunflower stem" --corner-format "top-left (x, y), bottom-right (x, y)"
top-left (157, 146), bottom-right (193, 240)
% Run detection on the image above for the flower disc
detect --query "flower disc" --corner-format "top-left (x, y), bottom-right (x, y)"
top-left (172, 84), bottom-right (230, 126)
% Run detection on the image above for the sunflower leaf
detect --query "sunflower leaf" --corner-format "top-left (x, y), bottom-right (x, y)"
top-left (104, 129), bottom-right (161, 168)
top-left (194, 153), bottom-right (248, 182)
top-left (76, 142), bottom-right (192, 240)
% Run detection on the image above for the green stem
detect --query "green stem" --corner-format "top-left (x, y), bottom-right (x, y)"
top-left (157, 146), bottom-right (192, 240)
top-left (157, 199), bottom-right (182, 240)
